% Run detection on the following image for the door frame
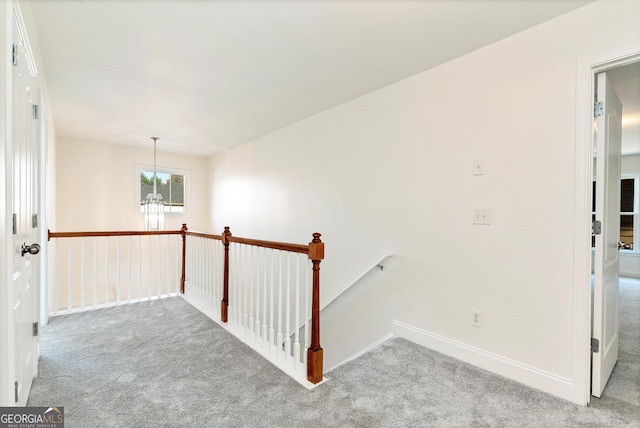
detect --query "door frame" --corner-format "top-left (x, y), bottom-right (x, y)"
top-left (0, 0), bottom-right (14, 407)
top-left (574, 48), bottom-right (640, 405)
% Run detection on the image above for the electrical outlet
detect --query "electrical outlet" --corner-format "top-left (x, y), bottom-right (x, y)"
top-left (471, 310), bottom-right (483, 328)
top-left (472, 209), bottom-right (490, 225)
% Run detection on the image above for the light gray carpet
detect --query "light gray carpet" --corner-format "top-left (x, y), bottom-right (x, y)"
top-left (591, 278), bottom-right (640, 411)
top-left (28, 295), bottom-right (640, 427)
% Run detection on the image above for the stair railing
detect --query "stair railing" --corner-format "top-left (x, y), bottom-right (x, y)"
top-left (49, 224), bottom-right (325, 385)
top-left (183, 226), bottom-right (324, 385)
top-left (47, 229), bottom-right (183, 314)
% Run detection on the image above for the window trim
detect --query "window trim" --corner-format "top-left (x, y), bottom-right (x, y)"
top-left (593, 173), bottom-right (640, 254)
top-left (621, 173), bottom-right (639, 253)
top-left (135, 164), bottom-right (190, 218)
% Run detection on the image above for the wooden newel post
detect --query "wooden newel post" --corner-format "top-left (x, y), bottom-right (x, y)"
top-left (221, 226), bottom-right (232, 323)
top-left (180, 224), bottom-right (188, 294)
top-left (307, 232), bottom-right (324, 384)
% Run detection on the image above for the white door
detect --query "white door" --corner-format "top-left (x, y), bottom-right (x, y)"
top-left (592, 71), bottom-right (623, 398)
top-left (11, 23), bottom-right (41, 406)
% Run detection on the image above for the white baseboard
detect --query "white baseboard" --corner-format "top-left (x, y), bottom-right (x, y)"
top-left (328, 333), bottom-right (395, 372)
top-left (619, 269), bottom-right (640, 279)
top-left (393, 320), bottom-right (577, 403)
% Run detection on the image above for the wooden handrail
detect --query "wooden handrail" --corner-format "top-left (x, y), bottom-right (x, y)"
top-left (228, 236), bottom-right (309, 254)
top-left (185, 230), bottom-right (222, 240)
top-left (48, 229), bottom-right (182, 240)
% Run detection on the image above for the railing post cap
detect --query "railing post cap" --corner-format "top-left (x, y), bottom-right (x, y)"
top-left (309, 233), bottom-right (324, 261)
top-left (222, 226), bottom-right (232, 244)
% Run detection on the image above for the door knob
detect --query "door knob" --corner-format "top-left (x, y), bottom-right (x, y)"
top-left (618, 241), bottom-right (632, 250)
top-left (21, 243), bottom-right (40, 257)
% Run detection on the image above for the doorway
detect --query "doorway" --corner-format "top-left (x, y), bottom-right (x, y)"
top-left (590, 59), bottom-right (640, 402)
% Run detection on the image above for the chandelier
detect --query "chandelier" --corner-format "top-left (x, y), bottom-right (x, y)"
top-left (143, 137), bottom-right (164, 230)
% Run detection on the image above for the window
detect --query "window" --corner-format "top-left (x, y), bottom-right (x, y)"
top-left (592, 174), bottom-right (638, 251)
top-left (136, 165), bottom-right (189, 216)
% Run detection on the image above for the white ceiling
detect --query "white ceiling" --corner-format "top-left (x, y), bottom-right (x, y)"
top-left (29, 0), bottom-right (598, 157)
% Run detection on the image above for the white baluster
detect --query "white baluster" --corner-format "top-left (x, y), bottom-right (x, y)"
top-left (67, 239), bottom-right (72, 310)
top-left (304, 259), bottom-right (310, 364)
top-left (195, 237), bottom-right (200, 293)
top-left (203, 237), bottom-right (208, 296)
top-left (230, 243), bottom-right (237, 327)
top-left (157, 235), bottom-right (161, 297)
top-left (54, 238), bottom-right (59, 314)
top-left (105, 237), bottom-right (109, 305)
top-left (116, 237), bottom-right (121, 304)
top-left (148, 235), bottom-right (152, 300)
top-left (209, 238), bottom-right (214, 297)
top-left (238, 243), bottom-right (243, 330)
top-left (243, 244), bottom-right (249, 336)
top-left (248, 245), bottom-right (254, 339)
top-left (294, 254), bottom-right (300, 368)
top-left (185, 236), bottom-right (190, 291)
top-left (165, 235), bottom-right (170, 295)
top-left (202, 237), bottom-right (206, 294)
top-left (262, 247), bottom-right (268, 348)
top-left (269, 249), bottom-right (275, 350)
top-left (239, 243), bottom-right (244, 331)
top-left (80, 238), bottom-right (85, 309)
top-left (93, 237), bottom-right (97, 308)
top-left (196, 236), bottom-right (199, 294)
top-left (285, 252), bottom-right (291, 362)
top-left (277, 250), bottom-right (283, 356)
top-left (127, 236), bottom-right (131, 303)
top-left (214, 239), bottom-right (218, 301)
top-left (176, 235), bottom-right (181, 294)
top-left (138, 235), bottom-right (142, 301)
top-left (255, 246), bottom-right (261, 341)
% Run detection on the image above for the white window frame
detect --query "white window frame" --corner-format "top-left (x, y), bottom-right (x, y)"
top-left (593, 173), bottom-right (640, 254)
top-left (135, 164), bottom-right (190, 218)
top-left (620, 173), bottom-right (639, 254)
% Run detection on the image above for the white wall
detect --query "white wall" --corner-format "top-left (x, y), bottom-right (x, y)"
top-left (56, 139), bottom-right (211, 232)
top-left (208, 0), bottom-right (640, 402)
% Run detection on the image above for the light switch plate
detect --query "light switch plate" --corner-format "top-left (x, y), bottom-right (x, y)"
top-left (473, 159), bottom-right (485, 176)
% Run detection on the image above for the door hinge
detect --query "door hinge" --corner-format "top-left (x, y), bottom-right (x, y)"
top-left (33, 321), bottom-right (39, 337)
top-left (12, 44), bottom-right (18, 66)
top-left (32, 104), bottom-right (39, 120)
top-left (594, 101), bottom-right (604, 117)
top-left (592, 220), bottom-right (602, 235)
top-left (32, 213), bottom-right (38, 228)
top-left (14, 381), bottom-right (18, 403)
top-left (591, 337), bottom-right (600, 353)
top-left (13, 213), bottom-right (17, 235)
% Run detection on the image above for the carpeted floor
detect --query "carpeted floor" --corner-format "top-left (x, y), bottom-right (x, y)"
top-left (28, 288), bottom-right (640, 427)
